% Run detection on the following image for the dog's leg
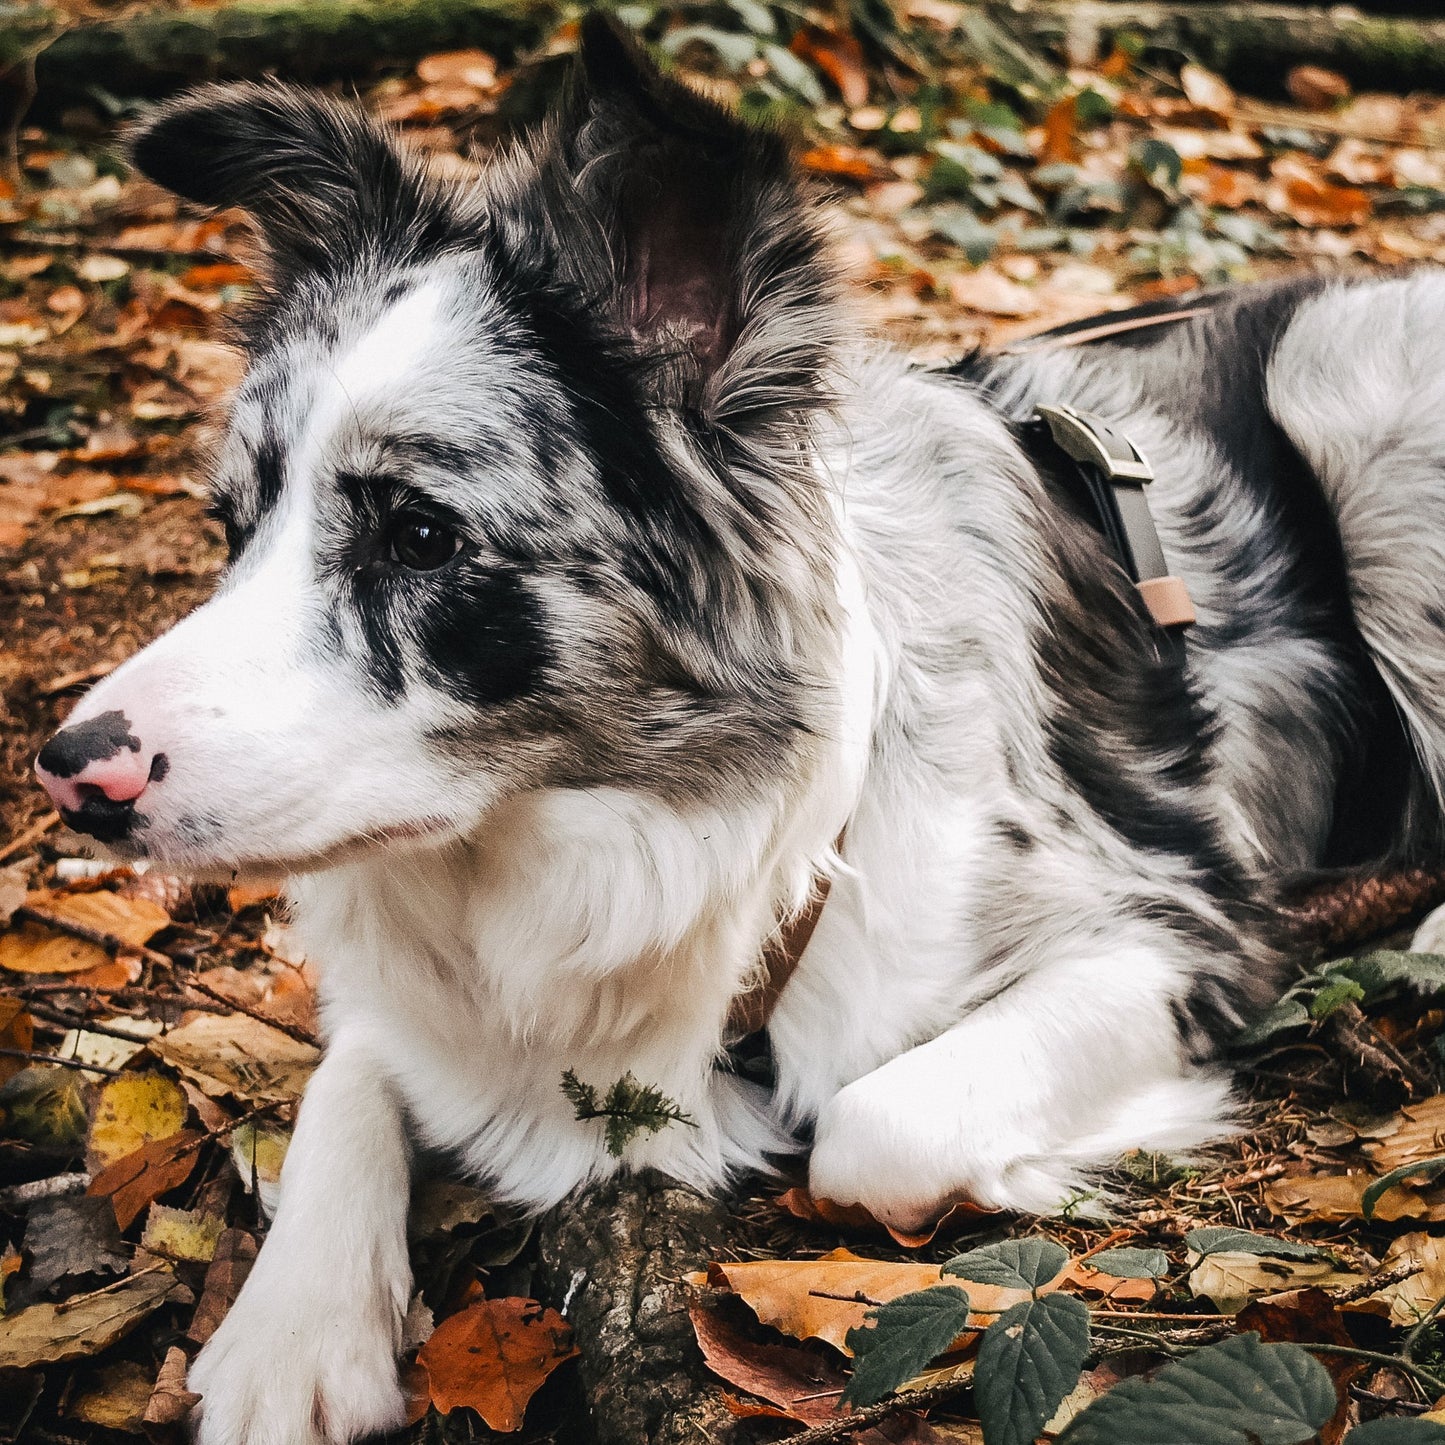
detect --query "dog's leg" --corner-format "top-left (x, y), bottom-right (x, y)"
top-left (807, 941), bottom-right (1232, 1226)
top-left (188, 1034), bottom-right (411, 1445)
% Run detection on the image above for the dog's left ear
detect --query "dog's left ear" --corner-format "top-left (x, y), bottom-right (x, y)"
top-left (536, 15), bottom-right (839, 423)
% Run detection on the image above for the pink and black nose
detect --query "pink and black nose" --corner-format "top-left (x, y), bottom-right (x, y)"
top-left (35, 711), bottom-right (166, 843)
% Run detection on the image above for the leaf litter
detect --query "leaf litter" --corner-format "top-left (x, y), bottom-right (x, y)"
top-left (5, 5), bottom-right (1445, 1443)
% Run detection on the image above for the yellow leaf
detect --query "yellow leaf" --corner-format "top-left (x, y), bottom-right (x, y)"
top-left (87, 1072), bottom-right (188, 1171)
top-left (141, 1203), bottom-right (224, 1264)
top-left (69, 1359), bottom-right (154, 1432)
top-left (0, 1270), bottom-right (182, 1368)
top-left (0, 891), bottom-right (168, 975)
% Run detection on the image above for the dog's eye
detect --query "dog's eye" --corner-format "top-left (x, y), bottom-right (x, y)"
top-left (386, 513), bottom-right (463, 571)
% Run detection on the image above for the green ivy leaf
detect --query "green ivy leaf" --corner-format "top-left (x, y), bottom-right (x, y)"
top-left (1056, 1333), bottom-right (1335, 1445)
top-left (1347, 1420), bottom-right (1445, 1442)
top-left (1336, 951), bottom-right (1445, 999)
top-left (1089, 1247), bottom-right (1170, 1279)
top-left (1184, 1228), bottom-right (1321, 1262)
top-left (1362, 1155), bottom-right (1445, 1220)
top-left (842, 1286), bottom-right (972, 1407)
top-left (1234, 994), bottom-right (1312, 1047)
top-left (1309, 975), bottom-right (1367, 1019)
top-left (943, 1238), bottom-right (1069, 1292)
top-left (975, 1293), bottom-right (1089, 1445)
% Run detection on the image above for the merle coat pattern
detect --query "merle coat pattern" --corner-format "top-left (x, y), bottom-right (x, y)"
top-left (32, 19), bottom-right (1445, 1444)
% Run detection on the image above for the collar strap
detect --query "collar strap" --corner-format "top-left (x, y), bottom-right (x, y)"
top-left (1030, 404), bottom-right (1196, 649)
top-left (726, 872), bottom-right (834, 1041)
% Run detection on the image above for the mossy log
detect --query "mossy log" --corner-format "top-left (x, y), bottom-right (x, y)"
top-left (991, 3), bottom-right (1445, 96)
top-left (534, 1172), bottom-right (741, 1445)
top-left (17, 0), bottom-right (557, 102)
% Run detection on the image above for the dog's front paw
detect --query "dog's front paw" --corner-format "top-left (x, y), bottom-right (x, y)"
top-left (188, 1279), bottom-right (407, 1445)
top-left (809, 1074), bottom-right (1073, 1228)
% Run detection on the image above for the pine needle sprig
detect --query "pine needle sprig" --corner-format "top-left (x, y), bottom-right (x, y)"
top-left (560, 1070), bottom-right (698, 1157)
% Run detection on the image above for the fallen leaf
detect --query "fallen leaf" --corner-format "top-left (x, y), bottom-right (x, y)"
top-left (1266, 155), bottom-right (1371, 229)
top-left (1265, 1171), bottom-right (1445, 1224)
top-left (690, 1303), bottom-right (849, 1425)
top-left (948, 266), bottom-right (1040, 317)
top-left (69, 1358), bottom-right (154, 1433)
top-left (1352, 1233), bottom-right (1445, 1327)
top-left (0, 1065), bottom-right (90, 1150)
top-left (417, 48), bottom-right (497, 88)
top-left (88, 1072), bottom-right (189, 1171)
top-left (1179, 63), bottom-right (1235, 117)
top-left (144, 1344), bottom-right (200, 1429)
top-left (1288, 64), bottom-right (1351, 111)
top-left (0, 997), bottom-right (34, 1084)
top-left (791, 26), bottom-right (869, 109)
top-left (1041, 94), bottom-right (1079, 165)
top-left (709, 1248), bottom-right (1042, 1353)
top-left (141, 1203), bottom-right (224, 1264)
top-left (800, 145), bottom-right (881, 180)
top-left (774, 1187), bottom-right (987, 1246)
top-left (0, 890), bottom-right (169, 974)
top-left (0, 1269), bottom-right (182, 1368)
top-left (23, 1194), bottom-right (128, 1292)
top-left (150, 1012), bottom-right (319, 1104)
top-left (1188, 1250), bottom-right (1364, 1314)
top-left (62, 1018), bottom-right (161, 1078)
top-left (1362, 1094), bottom-right (1445, 1174)
top-left (417, 1297), bottom-right (578, 1430)
top-left (88, 1130), bottom-right (203, 1230)
top-left (187, 1228), bottom-right (256, 1344)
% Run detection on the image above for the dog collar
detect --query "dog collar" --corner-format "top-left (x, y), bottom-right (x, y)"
top-left (726, 872), bottom-right (834, 1042)
top-left (1025, 403), bottom-right (1195, 657)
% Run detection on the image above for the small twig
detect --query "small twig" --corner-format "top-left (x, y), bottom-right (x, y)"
top-left (1320, 1000), bottom-right (1433, 1102)
top-left (0, 811), bottom-right (60, 865)
top-left (24, 1000), bottom-right (157, 1045)
top-left (181, 977), bottom-right (320, 1049)
top-left (808, 1289), bottom-right (888, 1307)
top-left (1403, 1290), bottom-right (1445, 1362)
top-left (775, 1380), bottom-right (971, 1444)
top-left (54, 1259), bottom-right (168, 1314)
top-left (38, 661), bottom-right (117, 697)
top-left (1074, 1227), bottom-right (1134, 1265)
top-left (15, 905), bottom-right (173, 970)
top-left (0, 1172), bottom-right (89, 1210)
top-left (1305, 1343), bottom-right (1445, 1399)
top-left (1334, 1262), bottom-right (1423, 1304)
top-left (0, 1047), bottom-right (120, 1076)
top-left (1087, 1309), bottom-right (1233, 1321)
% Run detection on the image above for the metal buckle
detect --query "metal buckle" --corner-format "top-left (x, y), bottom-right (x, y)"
top-left (1035, 404), bottom-right (1154, 484)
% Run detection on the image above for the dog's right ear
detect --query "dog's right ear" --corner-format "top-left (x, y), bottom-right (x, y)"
top-left (128, 81), bottom-right (454, 277)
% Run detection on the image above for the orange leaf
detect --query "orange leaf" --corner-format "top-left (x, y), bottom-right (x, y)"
top-left (690, 1303), bottom-right (848, 1425)
top-left (799, 145), bottom-right (879, 181)
top-left (1040, 94), bottom-right (1079, 165)
top-left (791, 27), bottom-right (869, 110)
top-left (179, 263), bottom-right (252, 290)
top-left (774, 1187), bottom-right (989, 1246)
top-left (0, 999), bottom-right (33, 1084)
top-left (1266, 157), bottom-right (1371, 228)
top-left (88, 1129), bottom-right (203, 1230)
top-left (417, 1298), bottom-right (577, 1431)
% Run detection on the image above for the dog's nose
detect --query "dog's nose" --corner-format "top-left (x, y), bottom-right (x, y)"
top-left (35, 710), bottom-right (163, 842)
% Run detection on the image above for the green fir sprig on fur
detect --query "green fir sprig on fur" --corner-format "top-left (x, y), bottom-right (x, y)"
top-left (560, 1070), bottom-right (697, 1157)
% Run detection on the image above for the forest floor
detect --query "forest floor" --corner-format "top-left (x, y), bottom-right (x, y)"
top-left (5, 6), bottom-right (1445, 1443)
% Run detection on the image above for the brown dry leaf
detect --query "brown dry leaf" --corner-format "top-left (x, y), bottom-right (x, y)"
top-left (88, 1072), bottom-right (190, 1171)
top-left (144, 1344), bottom-right (200, 1432)
top-left (791, 26), bottom-right (869, 109)
top-left (1361, 1093), bottom-right (1445, 1174)
top-left (226, 878), bottom-right (281, 910)
top-left (0, 997), bottom-right (35, 1085)
top-left (1264, 1171), bottom-right (1445, 1224)
top-left (0, 890), bottom-right (169, 974)
top-left (1288, 64), bottom-right (1351, 111)
top-left (800, 145), bottom-right (881, 181)
top-left (1178, 63), bottom-right (1235, 118)
top-left (149, 1012), bottom-right (319, 1104)
top-left (1188, 1251), bottom-right (1364, 1313)
top-left (0, 1269), bottom-right (182, 1368)
top-left (1060, 1260), bottom-right (1158, 1305)
top-left (417, 48), bottom-right (497, 88)
top-left (1157, 127), bottom-right (1263, 162)
top-left (417, 1297), bottom-right (578, 1430)
top-left (1266, 156), bottom-right (1371, 229)
top-left (690, 1303), bottom-right (848, 1425)
top-left (1351, 1233), bottom-right (1445, 1327)
top-left (774, 1187), bottom-right (987, 1246)
top-left (89, 1130), bottom-right (203, 1230)
top-left (1040, 94), bottom-right (1078, 165)
top-left (69, 1359), bottom-right (154, 1433)
top-left (948, 267), bottom-right (1040, 318)
top-left (709, 1247), bottom-right (1037, 1352)
top-left (1237, 1288), bottom-right (1363, 1445)
top-left (187, 1229), bottom-right (256, 1345)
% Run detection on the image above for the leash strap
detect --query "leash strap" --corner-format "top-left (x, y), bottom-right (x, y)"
top-left (1030, 404), bottom-right (1195, 660)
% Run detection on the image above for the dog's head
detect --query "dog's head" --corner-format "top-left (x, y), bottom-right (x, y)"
top-left (34, 18), bottom-right (846, 874)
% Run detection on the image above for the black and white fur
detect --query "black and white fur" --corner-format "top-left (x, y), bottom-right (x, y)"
top-left (31, 19), bottom-right (1445, 1443)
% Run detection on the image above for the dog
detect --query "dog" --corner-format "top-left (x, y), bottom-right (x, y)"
top-left (31, 15), bottom-right (1445, 1443)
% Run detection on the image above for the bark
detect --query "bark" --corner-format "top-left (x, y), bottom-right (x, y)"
top-left (21, 0), bottom-right (557, 104)
top-left (989, 3), bottom-right (1445, 96)
top-left (533, 1172), bottom-right (741, 1445)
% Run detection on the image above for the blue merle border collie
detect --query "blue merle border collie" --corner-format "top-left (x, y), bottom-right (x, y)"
top-left (30, 15), bottom-right (1445, 1442)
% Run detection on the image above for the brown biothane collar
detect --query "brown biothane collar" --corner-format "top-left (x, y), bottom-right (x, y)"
top-left (726, 872), bottom-right (834, 1040)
